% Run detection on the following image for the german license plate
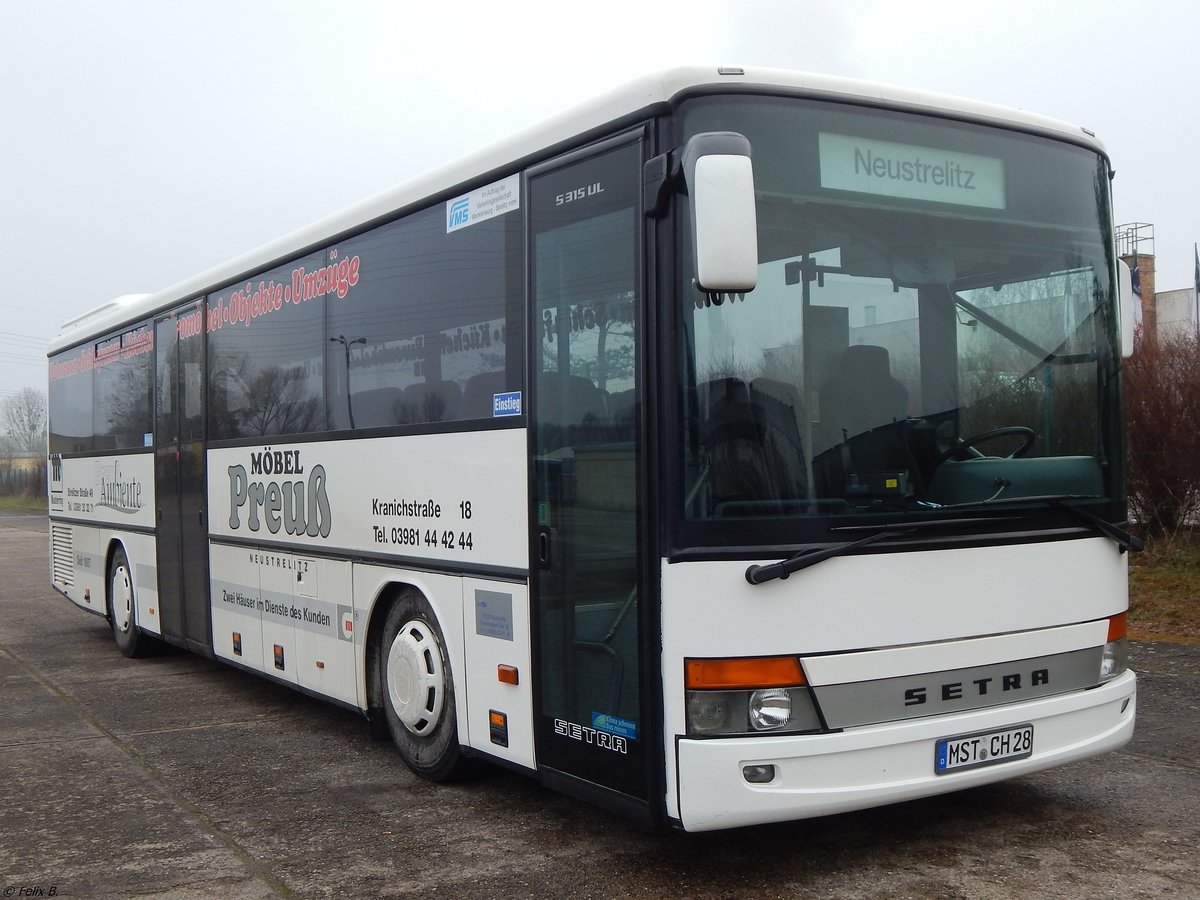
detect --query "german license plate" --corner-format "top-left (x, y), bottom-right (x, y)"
top-left (935, 723), bottom-right (1033, 774)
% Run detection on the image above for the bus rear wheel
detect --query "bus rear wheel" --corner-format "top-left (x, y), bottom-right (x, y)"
top-left (108, 547), bottom-right (149, 658)
top-left (380, 590), bottom-right (466, 781)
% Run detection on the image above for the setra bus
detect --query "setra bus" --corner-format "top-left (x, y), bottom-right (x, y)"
top-left (47, 66), bottom-right (1139, 831)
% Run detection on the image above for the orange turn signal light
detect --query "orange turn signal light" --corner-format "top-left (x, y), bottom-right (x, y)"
top-left (498, 664), bottom-right (519, 685)
top-left (1107, 612), bottom-right (1128, 642)
top-left (685, 656), bottom-right (805, 690)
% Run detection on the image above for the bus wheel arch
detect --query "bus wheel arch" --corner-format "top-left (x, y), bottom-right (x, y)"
top-left (369, 584), bottom-right (467, 781)
top-left (106, 541), bottom-right (148, 658)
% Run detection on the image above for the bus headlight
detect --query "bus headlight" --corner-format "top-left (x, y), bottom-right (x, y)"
top-left (1099, 612), bottom-right (1129, 681)
top-left (684, 657), bottom-right (822, 736)
top-left (686, 691), bottom-right (736, 734)
top-left (749, 688), bottom-right (791, 731)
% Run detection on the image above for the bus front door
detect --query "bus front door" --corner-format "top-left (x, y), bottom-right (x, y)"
top-left (528, 133), bottom-right (650, 815)
top-left (154, 304), bottom-right (210, 652)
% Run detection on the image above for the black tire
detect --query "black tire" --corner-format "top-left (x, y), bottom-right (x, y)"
top-left (379, 589), bottom-right (466, 781)
top-left (108, 546), bottom-right (148, 658)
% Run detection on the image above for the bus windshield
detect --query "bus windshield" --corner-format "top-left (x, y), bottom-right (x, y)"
top-left (675, 96), bottom-right (1122, 544)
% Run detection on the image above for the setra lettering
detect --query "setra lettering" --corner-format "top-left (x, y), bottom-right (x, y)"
top-left (552, 718), bottom-right (627, 754)
top-left (904, 667), bottom-right (1050, 706)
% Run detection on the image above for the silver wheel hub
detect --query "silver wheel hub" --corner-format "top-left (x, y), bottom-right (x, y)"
top-left (111, 565), bottom-right (133, 633)
top-left (385, 619), bottom-right (446, 735)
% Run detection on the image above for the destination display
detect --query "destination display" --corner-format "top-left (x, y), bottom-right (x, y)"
top-left (819, 132), bottom-right (1006, 210)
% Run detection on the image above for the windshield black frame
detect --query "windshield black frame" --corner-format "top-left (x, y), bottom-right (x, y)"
top-left (664, 93), bottom-right (1125, 555)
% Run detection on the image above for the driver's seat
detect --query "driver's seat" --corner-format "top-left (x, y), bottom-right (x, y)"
top-left (817, 344), bottom-right (908, 449)
top-left (815, 345), bottom-right (915, 498)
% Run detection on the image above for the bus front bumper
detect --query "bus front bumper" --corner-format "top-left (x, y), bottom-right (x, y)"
top-left (675, 670), bottom-right (1135, 832)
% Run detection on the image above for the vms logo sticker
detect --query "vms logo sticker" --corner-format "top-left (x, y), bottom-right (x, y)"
top-left (448, 197), bottom-right (470, 230)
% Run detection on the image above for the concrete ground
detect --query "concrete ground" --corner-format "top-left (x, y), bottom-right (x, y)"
top-left (1, 512), bottom-right (1197, 898)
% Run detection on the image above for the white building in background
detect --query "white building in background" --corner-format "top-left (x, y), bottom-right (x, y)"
top-left (1115, 223), bottom-right (1197, 342)
top-left (1154, 287), bottom-right (1198, 340)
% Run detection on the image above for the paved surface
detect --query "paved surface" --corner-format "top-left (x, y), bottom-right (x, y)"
top-left (1, 511), bottom-right (1198, 898)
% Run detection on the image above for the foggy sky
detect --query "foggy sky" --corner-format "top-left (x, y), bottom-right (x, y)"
top-left (3, 0), bottom-right (1196, 398)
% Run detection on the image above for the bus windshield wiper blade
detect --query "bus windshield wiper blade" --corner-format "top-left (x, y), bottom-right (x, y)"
top-left (1052, 498), bottom-right (1143, 553)
top-left (933, 494), bottom-right (1143, 553)
top-left (745, 530), bottom-right (900, 585)
top-left (744, 517), bottom-right (1013, 585)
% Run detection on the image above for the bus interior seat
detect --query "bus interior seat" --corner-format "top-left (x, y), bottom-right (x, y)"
top-left (750, 377), bottom-right (810, 501)
top-left (698, 376), bottom-right (808, 513)
top-left (606, 388), bottom-right (637, 426)
top-left (535, 372), bottom-right (611, 454)
top-left (397, 380), bottom-right (462, 424)
top-left (460, 370), bottom-right (510, 420)
top-left (815, 345), bottom-right (916, 497)
top-left (818, 345), bottom-right (908, 443)
top-left (348, 387), bottom-right (404, 429)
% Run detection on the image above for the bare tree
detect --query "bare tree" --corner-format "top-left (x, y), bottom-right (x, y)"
top-left (1, 387), bottom-right (48, 453)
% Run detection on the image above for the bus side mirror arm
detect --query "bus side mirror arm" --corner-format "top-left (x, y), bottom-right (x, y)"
top-left (643, 152), bottom-right (671, 219)
top-left (681, 132), bottom-right (759, 293)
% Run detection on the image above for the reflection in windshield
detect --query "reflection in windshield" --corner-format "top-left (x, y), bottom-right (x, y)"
top-left (678, 98), bottom-right (1120, 529)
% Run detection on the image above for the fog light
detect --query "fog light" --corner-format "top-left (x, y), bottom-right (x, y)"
top-left (687, 691), bottom-right (735, 734)
top-left (749, 688), bottom-right (791, 731)
top-left (743, 764), bottom-right (776, 784)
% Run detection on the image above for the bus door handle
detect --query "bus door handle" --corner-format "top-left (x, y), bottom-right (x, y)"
top-left (536, 527), bottom-right (552, 569)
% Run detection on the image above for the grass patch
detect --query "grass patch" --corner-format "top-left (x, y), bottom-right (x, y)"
top-left (0, 495), bottom-right (47, 513)
top-left (1129, 534), bottom-right (1200, 645)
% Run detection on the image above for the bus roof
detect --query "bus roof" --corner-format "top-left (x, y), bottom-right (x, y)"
top-left (49, 65), bottom-right (1105, 355)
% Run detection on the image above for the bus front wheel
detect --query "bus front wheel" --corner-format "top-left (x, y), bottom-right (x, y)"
top-left (380, 590), bottom-right (466, 781)
top-left (108, 547), bottom-right (149, 658)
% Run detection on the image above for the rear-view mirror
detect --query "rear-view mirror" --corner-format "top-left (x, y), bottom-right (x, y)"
top-left (682, 132), bottom-right (758, 293)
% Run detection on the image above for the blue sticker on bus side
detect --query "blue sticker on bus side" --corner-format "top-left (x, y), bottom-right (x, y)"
top-left (592, 712), bottom-right (638, 740)
top-left (446, 173), bottom-right (520, 233)
top-left (475, 589), bottom-right (514, 640)
top-left (492, 391), bottom-right (522, 417)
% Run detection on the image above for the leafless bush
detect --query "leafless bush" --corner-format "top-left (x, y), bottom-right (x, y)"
top-left (1125, 327), bottom-right (1200, 536)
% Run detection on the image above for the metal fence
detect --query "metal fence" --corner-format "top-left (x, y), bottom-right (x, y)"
top-left (0, 461), bottom-right (47, 497)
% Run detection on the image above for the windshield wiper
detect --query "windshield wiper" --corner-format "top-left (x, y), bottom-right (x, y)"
top-left (1056, 499), bottom-right (1143, 552)
top-left (744, 516), bottom-right (1014, 585)
top-left (932, 494), bottom-right (1143, 553)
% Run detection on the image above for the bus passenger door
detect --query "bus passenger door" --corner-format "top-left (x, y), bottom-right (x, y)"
top-left (154, 303), bottom-right (211, 652)
top-left (528, 133), bottom-right (649, 812)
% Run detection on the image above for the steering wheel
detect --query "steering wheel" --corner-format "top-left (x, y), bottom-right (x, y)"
top-left (931, 426), bottom-right (1036, 469)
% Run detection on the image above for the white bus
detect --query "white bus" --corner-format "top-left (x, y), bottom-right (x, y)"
top-left (47, 67), bottom-right (1139, 831)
